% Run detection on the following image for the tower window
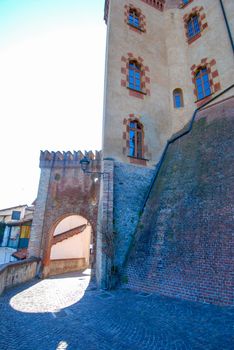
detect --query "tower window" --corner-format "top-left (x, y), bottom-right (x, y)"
top-left (128, 9), bottom-right (140, 28)
top-left (129, 61), bottom-right (141, 92)
top-left (173, 89), bottom-right (184, 108)
top-left (187, 15), bottom-right (200, 38)
top-left (195, 68), bottom-right (211, 100)
top-left (129, 121), bottom-right (143, 158)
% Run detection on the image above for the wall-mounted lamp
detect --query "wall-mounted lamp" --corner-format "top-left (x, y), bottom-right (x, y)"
top-left (80, 156), bottom-right (90, 172)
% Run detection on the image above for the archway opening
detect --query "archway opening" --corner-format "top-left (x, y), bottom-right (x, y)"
top-left (49, 214), bottom-right (93, 276)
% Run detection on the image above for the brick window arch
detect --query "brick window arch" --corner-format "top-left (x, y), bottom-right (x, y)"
top-left (173, 88), bottom-right (184, 108)
top-left (183, 7), bottom-right (208, 44)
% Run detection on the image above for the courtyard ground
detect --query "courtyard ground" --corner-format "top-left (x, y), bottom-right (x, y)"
top-left (0, 269), bottom-right (233, 350)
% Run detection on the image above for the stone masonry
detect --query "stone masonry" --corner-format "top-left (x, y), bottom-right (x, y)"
top-left (113, 162), bottom-right (155, 268)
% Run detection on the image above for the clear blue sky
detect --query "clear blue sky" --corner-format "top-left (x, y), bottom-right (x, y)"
top-left (0, 0), bottom-right (106, 208)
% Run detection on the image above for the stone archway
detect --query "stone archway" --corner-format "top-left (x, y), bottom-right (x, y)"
top-left (47, 214), bottom-right (93, 276)
top-left (28, 151), bottom-right (102, 279)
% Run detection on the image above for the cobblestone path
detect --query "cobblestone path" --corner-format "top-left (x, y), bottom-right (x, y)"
top-left (0, 269), bottom-right (233, 350)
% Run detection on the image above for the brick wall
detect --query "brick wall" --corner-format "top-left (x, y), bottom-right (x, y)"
top-left (123, 97), bottom-right (234, 306)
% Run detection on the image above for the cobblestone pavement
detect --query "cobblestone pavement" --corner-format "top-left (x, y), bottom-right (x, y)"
top-left (0, 269), bottom-right (233, 350)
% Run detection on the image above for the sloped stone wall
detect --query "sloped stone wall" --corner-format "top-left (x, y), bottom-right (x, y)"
top-left (123, 97), bottom-right (234, 305)
top-left (113, 162), bottom-right (155, 268)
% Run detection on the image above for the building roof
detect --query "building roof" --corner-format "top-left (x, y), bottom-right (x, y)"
top-left (12, 249), bottom-right (27, 260)
top-left (0, 204), bottom-right (28, 213)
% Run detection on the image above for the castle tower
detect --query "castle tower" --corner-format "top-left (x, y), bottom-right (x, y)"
top-left (98, 0), bottom-right (234, 287)
top-left (103, 0), bottom-right (234, 166)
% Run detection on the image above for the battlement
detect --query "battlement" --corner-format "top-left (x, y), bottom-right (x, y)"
top-left (140, 0), bottom-right (165, 12)
top-left (40, 150), bottom-right (102, 169)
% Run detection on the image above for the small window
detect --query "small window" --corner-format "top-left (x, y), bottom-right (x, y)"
top-left (187, 15), bottom-right (200, 38)
top-left (173, 89), bottom-right (184, 108)
top-left (129, 120), bottom-right (143, 158)
top-left (129, 61), bottom-right (141, 91)
top-left (195, 67), bottom-right (211, 100)
top-left (11, 211), bottom-right (21, 220)
top-left (128, 9), bottom-right (140, 28)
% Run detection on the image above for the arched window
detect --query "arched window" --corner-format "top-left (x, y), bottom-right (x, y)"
top-left (128, 8), bottom-right (140, 28)
top-left (187, 15), bottom-right (200, 38)
top-left (129, 120), bottom-right (143, 158)
top-left (173, 89), bottom-right (184, 108)
top-left (128, 61), bottom-right (141, 91)
top-left (195, 67), bottom-right (211, 100)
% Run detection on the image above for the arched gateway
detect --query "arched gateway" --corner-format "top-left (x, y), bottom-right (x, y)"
top-left (28, 151), bottom-right (103, 278)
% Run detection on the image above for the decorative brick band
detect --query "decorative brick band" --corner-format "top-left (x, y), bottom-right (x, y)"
top-left (140, 0), bottom-right (165, 12)
top-left (121, 54), bottom-right (150, 99)
top-left (191, 58), bottom-right (222, 107)
top-left (124, 4), bottom-right (146, 33)
top-left (183, 6), bottom-right (208, 44)
top-left (122, 115), bottom-right (149, 165)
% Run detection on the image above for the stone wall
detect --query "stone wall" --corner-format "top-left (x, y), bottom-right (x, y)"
top-left (49, 258), bottom-right (87, 276)
top-left (113, 162), bottom-right (155, 267)
top-left (96, 159), bottom-right (114, 288)
top-left (123, 97), bottom-right (234, 306)
top-left (0, 258), bottom-right (38, 296)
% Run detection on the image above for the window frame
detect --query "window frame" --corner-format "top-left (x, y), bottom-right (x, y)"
top-left (195, 67), bottom-right (212, 101)
top-left (187, 15), bottom-right (200, 39)
top-left (173, 89), bottom-right (184, 108)
top-left (128, 8), bottom-right (140, 29)
top-left (128, 61), bottom-right (142, 92)
top-left (11, 210), bottom-right (21, 220)
top-left (128, 120), bottom-right (143, 159)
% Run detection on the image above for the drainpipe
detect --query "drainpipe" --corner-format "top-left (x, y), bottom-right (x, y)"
top-left (219, 0), bottom-right (234, 53)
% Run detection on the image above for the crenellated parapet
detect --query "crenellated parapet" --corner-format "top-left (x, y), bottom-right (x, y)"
top-left (140, 0), bottom-right (165, 12)
top-left (40, 150), bottom-right (102, 169)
